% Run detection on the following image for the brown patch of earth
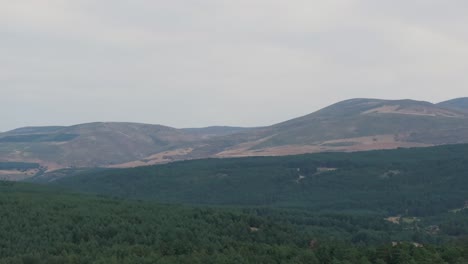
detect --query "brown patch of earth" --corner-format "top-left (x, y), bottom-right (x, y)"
top-left (0, 170), bottom-right (27, 175)
top-left (108, 148), bottom-right (194, 168)
top-left (0, 169), bottom-right (39, 181)
top-left (215, 135), bottom-right (431, 158)
top-left (362, 105), bottom-right (463, 117)
top-left (1, 158), bottom-right (65, 173)
top-left (213, 136), bottom-right (275, 157)
top-left (385, 216), bottom-right (401, 224)
top-left (249, 227), bottom-right (260, 232)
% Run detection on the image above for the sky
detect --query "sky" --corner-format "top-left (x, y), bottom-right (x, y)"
top-left (1, 0), bottom-right (468, 131)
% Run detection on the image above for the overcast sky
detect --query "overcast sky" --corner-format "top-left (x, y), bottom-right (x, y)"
top-left (1, 0), bottom-right (468, 131)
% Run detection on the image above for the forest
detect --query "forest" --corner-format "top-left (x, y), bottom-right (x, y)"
top-left (1, 181), bottom-right (468, 263)
top-left (50, 144), bottom-right (468, 216)
top-left (1, 144), bottom-right (467, 263)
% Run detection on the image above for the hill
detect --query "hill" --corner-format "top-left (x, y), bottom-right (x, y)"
top-left (0, 123), bottom-right (246, 179)
top-left (212, 99), bottom-right (468, 157)
top-left (0, 123), bottom-right (189, 175)
top-left (2, 98), bottom-right (468, 178)
top-left (438, 97), bottom-right (468, 113)
top-left (48, 144), bottom-right (468, 217)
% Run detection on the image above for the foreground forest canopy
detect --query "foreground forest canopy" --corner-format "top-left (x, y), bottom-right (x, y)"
top-left (1, 181), bottom-right (468, 264)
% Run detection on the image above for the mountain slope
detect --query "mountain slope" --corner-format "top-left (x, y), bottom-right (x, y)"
top-left (2, 98), bottom-right (468, 177)
top-left (437, 97), bottom-right (468, 113)
top-left (0, 122), bottom-right (199, 169)
top-left (213, 99), bottom-right (468, 157)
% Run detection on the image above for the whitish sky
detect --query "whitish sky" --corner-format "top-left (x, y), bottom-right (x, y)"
top-left (1, 1), bottom-right (468, 131)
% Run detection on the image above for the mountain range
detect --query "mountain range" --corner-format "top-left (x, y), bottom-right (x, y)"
top-left (1, 97), bottom-right (468, 180)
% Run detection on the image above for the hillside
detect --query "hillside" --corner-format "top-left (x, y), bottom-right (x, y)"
top-left (181, 126), bottom-right (252, 137)
top-left (2, 98), bottom-right (468, 179)
top-left (438, 97), bottom-right (468, 113)
top-left (0, 123), bottom-right (190, 173)
top-left (213, 99), bottom-right (468, 157)
top-left (49, 144), bottom-right (468, 217)
top-left (0, 123), bottom-right (246, 179)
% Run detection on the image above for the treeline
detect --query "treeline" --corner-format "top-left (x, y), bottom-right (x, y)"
top-left (1, 182), bottom-right (468, 264)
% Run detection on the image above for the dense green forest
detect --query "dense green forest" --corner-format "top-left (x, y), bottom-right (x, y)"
top-left (1, 144), bottom-right (466, 263)
top-left (50, 144), bottom-right (468, 217)
top-left (1, 181), bottom-right (468, 263)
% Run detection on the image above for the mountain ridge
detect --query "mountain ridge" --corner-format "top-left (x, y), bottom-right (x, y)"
top-left (1, 97), bottom-right (468, 179)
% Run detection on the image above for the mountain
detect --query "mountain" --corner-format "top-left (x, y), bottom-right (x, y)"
top-left (2, 98), bottom-right (468, 179)
top-left (210, 98), bottom-right (468, 157)
top-left (437, 97), bottom-right (468, 113)
top-left (0, 122), bottom-right (193, 167)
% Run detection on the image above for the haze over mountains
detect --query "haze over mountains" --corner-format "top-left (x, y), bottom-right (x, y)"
top-left (1, 97), bottom-right (467, 179)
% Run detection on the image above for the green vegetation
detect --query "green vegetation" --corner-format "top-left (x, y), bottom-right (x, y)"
top-left (0, 133), bottom-right (78, 143)
top-left (0, 162), bottom-right (40, 170)
top-left (2, 144), bottom-right (468, 263)
top-left (53, 144), bottom-right (468, 217)
top-left (1, 181), bottom-right (468, 263)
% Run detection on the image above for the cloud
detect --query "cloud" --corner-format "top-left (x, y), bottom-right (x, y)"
top-left (1, 0), bottom-right (468, 131)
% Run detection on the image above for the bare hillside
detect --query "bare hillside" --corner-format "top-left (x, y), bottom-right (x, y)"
top-left (2, 98), bottom-right (468, 179)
